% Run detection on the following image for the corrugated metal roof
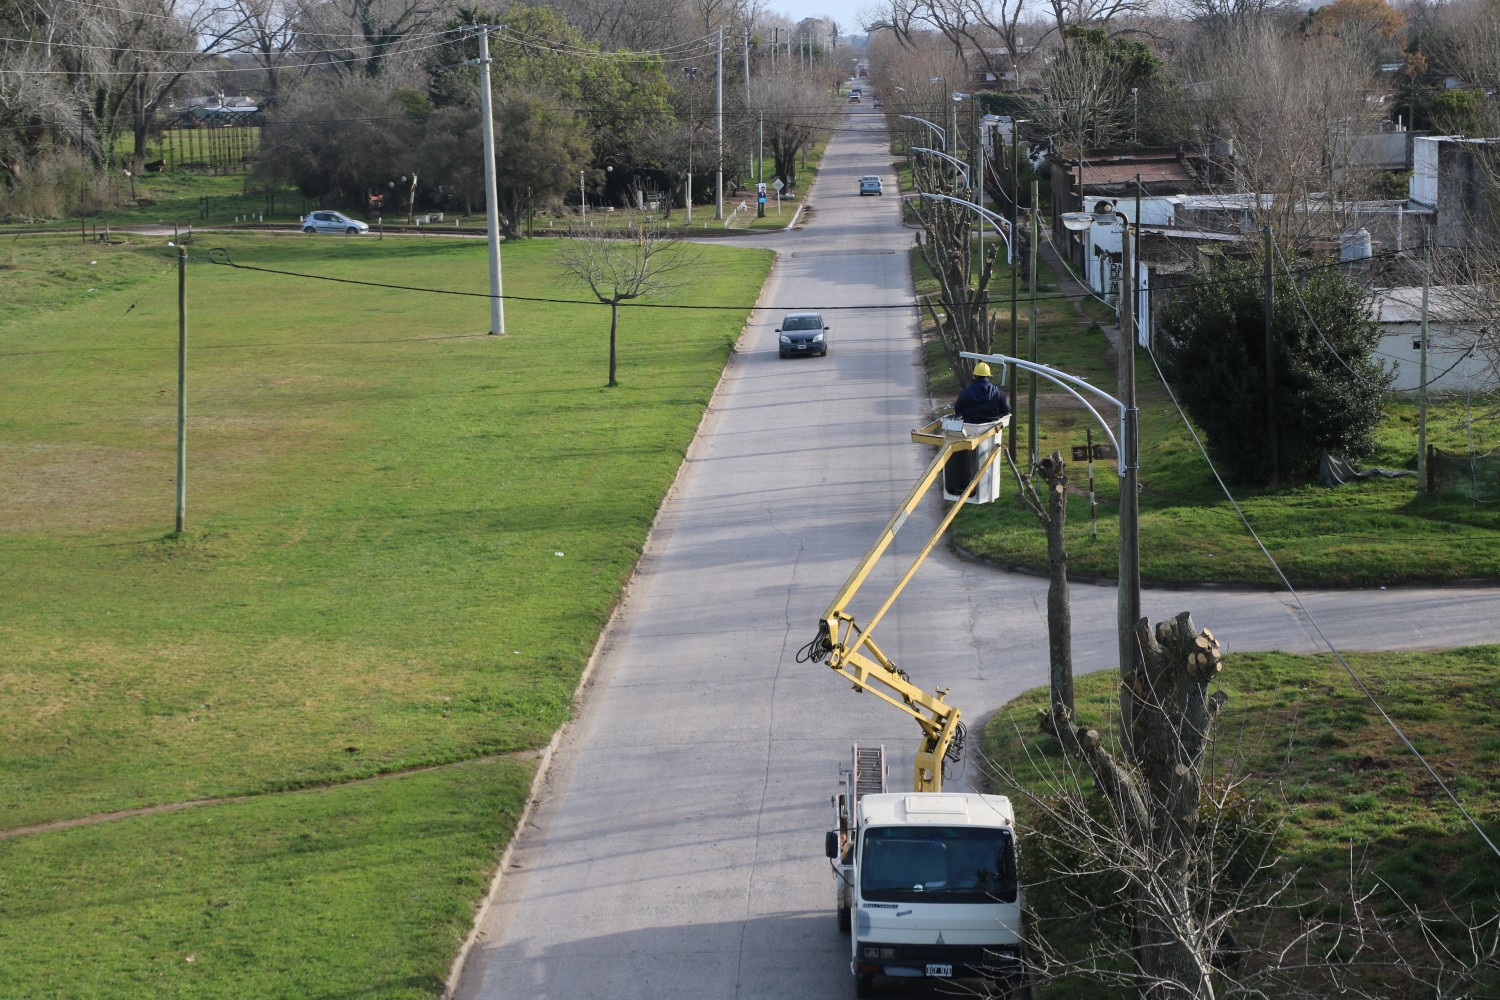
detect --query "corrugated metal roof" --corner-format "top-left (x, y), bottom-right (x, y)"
top-left (1374, 286), bottom-right (1487, 323)
top-left (1083, 160), bottom-right (1195, 184)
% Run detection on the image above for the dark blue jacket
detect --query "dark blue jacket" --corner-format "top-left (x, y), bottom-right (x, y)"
top-left (955, 377), bottom-right (1011, 423)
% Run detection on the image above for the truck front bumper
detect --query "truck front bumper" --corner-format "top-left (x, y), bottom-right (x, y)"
top-left (853, 941), bottom-right (1021, 980)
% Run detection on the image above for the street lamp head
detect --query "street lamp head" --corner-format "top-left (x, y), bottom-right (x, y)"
top-left (952, 91), bottom-right (971, 101)
top-left (928, 76), bottom-right (944, 83)
top-left (1060, 211), bottom-right (1095, 232)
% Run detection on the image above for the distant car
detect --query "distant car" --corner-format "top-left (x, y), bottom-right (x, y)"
top-left (301, 211), bottom-right (369, 235)
top-left (872, 98), bottom-right (884, 109)
top-left (859, 176), bottom-right (883, 196)
top-left (777, 312), bottom-right (829, 358)
top-left (848, 94), bottom-right (860, 103)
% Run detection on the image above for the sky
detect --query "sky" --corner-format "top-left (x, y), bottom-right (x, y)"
top-left (768, 1), bottom-right (874, 41)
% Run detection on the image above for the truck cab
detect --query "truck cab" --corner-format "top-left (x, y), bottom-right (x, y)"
top-left (832, 791), bottom-right (1022, 997)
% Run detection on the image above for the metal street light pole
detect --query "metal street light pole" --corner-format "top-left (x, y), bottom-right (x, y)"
top-left (1062, 204), bottom-right (1140, 754)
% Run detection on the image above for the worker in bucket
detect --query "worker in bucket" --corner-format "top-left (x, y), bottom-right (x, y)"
top-left (954, 361), bottom-right (1011, 423)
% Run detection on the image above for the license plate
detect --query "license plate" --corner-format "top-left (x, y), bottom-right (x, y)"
top-left (926, 964), bottom-right (953, 978)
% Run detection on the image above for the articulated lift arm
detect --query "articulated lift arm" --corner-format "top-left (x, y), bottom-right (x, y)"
top-left (804, 418), bottom-right (1010, 793)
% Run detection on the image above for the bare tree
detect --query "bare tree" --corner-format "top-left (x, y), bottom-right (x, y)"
top-left (554, 0), bottom-right (686, 52)
top-left (553, 223), bottom-right (700, 387)
top-left (1167, 23), bottom-right (1382, 241)
top-left (1011, 452), bottom-right (1074, 715)
top-left (912, 192), bottom-right (1003, 376)
top-left (293, 0), bottom-right (446, 82)
top-left (1043, 0), bottom-right (1148, 50)
top-left (212, 0), bottom-right (303, 109)
top-left (1032, 613), bottom-right (1230, 997)
top-left (1005, 691), bottom-right (1500, 999)
top-left (748, 71), bottom-right (838, 190)
top-left (1174, 0), bottom-right (1300, 44)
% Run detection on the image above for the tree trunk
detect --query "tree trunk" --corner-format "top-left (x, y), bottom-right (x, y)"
top-left (608, 300), bottom-right (620, 387)
top-left (1043, 612), bottom-right (1228, 999)
top-left (1037, 453), bottom-right (1074, 714)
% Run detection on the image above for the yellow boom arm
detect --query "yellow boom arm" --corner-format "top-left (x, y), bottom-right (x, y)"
top-left (805, 417), bottom-right (1009, 792)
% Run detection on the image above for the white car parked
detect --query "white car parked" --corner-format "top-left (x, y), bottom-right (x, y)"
top-left (301, 211), bottom-right (369, 235)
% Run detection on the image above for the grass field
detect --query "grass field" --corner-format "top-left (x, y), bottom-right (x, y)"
top-left (0, 230), bottom-right (773, 997)
top-left (917, 247), bottom-right (1500, 587)
top-left (981, 647), bottom-right (1500, 998)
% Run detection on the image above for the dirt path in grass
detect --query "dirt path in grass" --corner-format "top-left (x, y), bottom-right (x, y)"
top-left (0, 752), bottom-right (537, 841)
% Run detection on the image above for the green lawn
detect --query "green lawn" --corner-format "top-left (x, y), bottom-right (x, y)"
top-left (982, 647), bottom-right (1500, 998)
top-left (0, 231), bottom-right (773, 997)
top-left (920, 250), bottom-right (1500, 587)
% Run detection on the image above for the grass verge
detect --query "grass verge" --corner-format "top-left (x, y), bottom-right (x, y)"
top-left (981, 646), bottom-right (1500, 998)
top-left (915, 246), bottom-right (1500, 587)
top-left (0, 230), bottom-right (773, 995)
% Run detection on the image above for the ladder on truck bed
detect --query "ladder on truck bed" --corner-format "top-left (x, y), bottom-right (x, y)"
top-left (837, 743), bottom-right (888, 854)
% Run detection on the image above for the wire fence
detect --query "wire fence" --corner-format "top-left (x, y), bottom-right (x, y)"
top-left (1427, 446), bottom-right (1500, 501)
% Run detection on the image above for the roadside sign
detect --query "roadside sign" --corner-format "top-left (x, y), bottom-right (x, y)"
top-left (771, 178), bottom-right (784, 191)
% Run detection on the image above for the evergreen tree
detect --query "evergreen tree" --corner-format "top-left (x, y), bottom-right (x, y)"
top-left (1157, 253), bottom-right (1393, 485)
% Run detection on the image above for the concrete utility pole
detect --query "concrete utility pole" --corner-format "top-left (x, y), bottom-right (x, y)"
top-left (723, 26), bottom-right (729, 220)
top-left (684, 66), bottom-right (698, 224)
top-left (1263, 226), bottom-right (1277, 485)
top-left (1028, 180), bottom-right (1039, 465)
top-left (477, 24), bottom-right (504, 335)
top-left (175, 244), bottom-right (187, 533)
top-left (1118, 204), bottom-right (1140, 756)
top-left (1007, 122), bottom-right (1023, 461)
top-left (1418, 233), bottom-right (1431, 491)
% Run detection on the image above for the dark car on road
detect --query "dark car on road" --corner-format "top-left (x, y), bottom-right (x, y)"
top-left (777, 312), bottom-right (829, 358)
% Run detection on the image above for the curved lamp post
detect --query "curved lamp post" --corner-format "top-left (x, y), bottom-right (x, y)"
top-left (897, 114), bottom-right (946, 152)
top-left (910, 146), bottom-right (969, 191)
top-left (915, 191), bottom-right (1012, 264)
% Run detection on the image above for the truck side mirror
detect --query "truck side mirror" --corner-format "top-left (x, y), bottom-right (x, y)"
top-left (825, 831), bottom-right (840, 859)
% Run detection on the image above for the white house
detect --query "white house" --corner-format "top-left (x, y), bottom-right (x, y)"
top-left (1372, 285), bottom-right (1497, 395)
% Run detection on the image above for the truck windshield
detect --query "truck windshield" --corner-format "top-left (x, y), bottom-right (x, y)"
top-left (860, 826), bottom-right (1017, 903)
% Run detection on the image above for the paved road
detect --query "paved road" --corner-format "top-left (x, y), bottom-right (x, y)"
top-left (451, 110), bottom-right (1500, 1000)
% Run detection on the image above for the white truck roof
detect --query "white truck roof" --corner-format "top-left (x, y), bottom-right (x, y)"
top-left (859, 791), bottom-right (1014, 828)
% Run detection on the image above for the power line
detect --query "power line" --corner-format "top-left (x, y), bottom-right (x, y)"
top-left (1140, 340), bottom-right (1500, 862)
top-left (199, 246), bottom-right (917, 311)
